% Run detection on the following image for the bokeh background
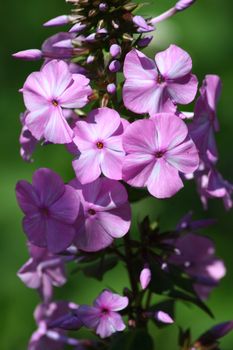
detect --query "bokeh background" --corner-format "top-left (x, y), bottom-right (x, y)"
top-left (1, 0), bottom-right (233, 349)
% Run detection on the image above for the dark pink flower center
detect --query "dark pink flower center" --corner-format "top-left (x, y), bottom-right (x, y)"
top-left (96, 141), bottom-right (104, 149)
top-left (101, 307), bottom-right (109, 315)
top-left (39, 206), bottom-right (50, 217)
top-left (157, 73), bottom-right (165, 84)
top-left (88, 208), bottom-right (96, 216)
top-left (52, 99), bottom-right (59, 107)
top-left (155, 150), bottom-right (165, 158)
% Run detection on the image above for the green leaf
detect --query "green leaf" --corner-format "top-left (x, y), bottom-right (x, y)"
top-left (110, 329), bottom-right (154, 350)
top-left (82, 256), bottom-right (118, 281)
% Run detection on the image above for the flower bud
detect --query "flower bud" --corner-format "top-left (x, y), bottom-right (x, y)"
top-left (43, 15), bottom-right (69, 27)
top-left (109, 60), bottom-right (121, 73)
top-left (140, 267), bottom-right (151, 290)
top-left (53, 39), bottom-right (73, 49)
top-left (175, 0), bottom-right (196, 11)
top-left (69, 23), bottom-right (86, 33)
top-left (107, 83), bottom-right (116, 95)
top-left (110, 44), bottom-right (121, 58)
top-left (86, 55), bottom-right (95, 64)
top-left (99, 2), bottom-right (108, 12)
top-left (155, 311), bottom-right (174, 324)
top-left (137, 36), bottom-right (153, 48)
top-left (12, 49), bottom-right (42, 61)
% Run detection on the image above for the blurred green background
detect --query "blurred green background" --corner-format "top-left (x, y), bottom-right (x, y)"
top-left (0, 0), bottom-right (233, 349)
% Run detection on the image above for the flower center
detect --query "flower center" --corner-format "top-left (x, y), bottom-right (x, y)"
top-left (88, 208), bottom-right (96, 216)
top-left (157, 73), bottom-right (165, 84)
top-left (155, 151), bottom-right (164, 158)
top-left (96, 141), bottom-right (104, 149)
top-left (101, 308), bottom-right (109, 315)
top-left (52, 99), bottom-right (59, 107)
top-left (39, 206), bottom-right (50, 217)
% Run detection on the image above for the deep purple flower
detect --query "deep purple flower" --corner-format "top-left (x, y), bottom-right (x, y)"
top-left (196, 320), bottom-right (233, 346)
top-left (29, 301), bottom-right (81, 350)
top-left (70, 177), bottom-right (131, 252)
top-left (176, 211), bottom-right (216, 232)
top-left (169, 233), bottom-right (226, 300)
top-left (123, 45), bottom-right (198, 116)
top-left (189, 75), bottom-right (222, 163)
top-left (78, 290), bottom-right (128, 338)
top-left (72, 108), bottom-right (126, 184)
top-left (122, 113), bottom-right (199, 198)
top-left (18, 243), bottom-right (67, 302)
top-left (22, 60), bottom-right (92, 144)
top-left (16, 168), bottom-right (80, 253)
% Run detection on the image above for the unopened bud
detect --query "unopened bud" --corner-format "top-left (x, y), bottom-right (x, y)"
top-left (43, 15), bottom-right (69, 27)
top-left (99, 2), bottom-right (108, 12)
top-left (69, 23), bottom-right (86, 33)
top-left (175, 0), bottom-right (196, 11)
top-left (140, 267), bottom-right (151, 290)
top-left (107, 83), bottom-right (116, 95)
top-left (12, 49), bottom-right (42, 61)
top-left (110, 44), bottom-right (121, 58)
top-left (155, 311), bottom-right (174, 324)
top-left (109, 60), bottom-right (121, 73)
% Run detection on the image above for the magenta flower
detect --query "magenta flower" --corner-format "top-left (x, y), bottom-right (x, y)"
top-left (18, 243), bottom-right (67, 302)
top-left (122, 113), bottom-right (199, 198)
top-left (70, 177), bottom-right (131, 252)
top-left (123, 45), bottom-right (198, 116)
top-left (29, 301), bottom-right (81, 350)
top-left (169, 233), bottom-right (226, 300)
top-left (16, 168), bottom-right (80, 253)
top-left (22, 60), bottom-right (92, 144)
top-left (78, 290), bottom-right (128, 338)
top-left (72, 107), bottom-right (126, 184)
top-left (189, 75), bottom-right (222, 163)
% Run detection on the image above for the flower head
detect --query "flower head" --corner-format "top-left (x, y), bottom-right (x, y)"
top-left (122, 113), bottom-right (199, 198)
top-left (70, 177), bottom-right (131, 252)
top-left (22, 60), bottom-right (92, 144)
top-left (123, 45), bottom-right (198, 116)
top-left (16, 168), bottom-right (80, 253)
top-left (78, 290), bottom-right (128, 338)
top-left (72, 107), bottom-right (126, 184)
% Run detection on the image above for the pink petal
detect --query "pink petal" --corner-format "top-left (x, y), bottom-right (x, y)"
top-left (167, 74), bottom-right (198, 104)
top-left (147, 158), bottom-right (184, 198)
top-left (73, 121), bottom-right (97, 150)
top-left (32, 168), bottom-right (65, 206)
top-left (43, 106), bottom-right (73, 144)
top-left (96, 313), bottom-right (126, 338)
top-left (123, 153), bottom-right (155, 187)
top-left (87, 107), bottom-right (121, 139)
top-left (95, 290), bottom-right (128, 311)
top-left (59, 74), bottom-right (92, 108)
top-left (165, 138), bottom-right (199, 174)
top-left (23, 214), bottom-right (47, 247)
top-left (72, 151), bottom-right (101, 184)
top-left (100, 149), bottom-right (124, 180)
top-left (155, 45), bottom-right (192, 79)
top-left (25, 107), bottom-right (51, 140)
top-left (123, 49), bottom-right (157, 81)
top-left (23, 72), bottom-right (50, 110)
top-left (17, 259), bottom-right (41, 289)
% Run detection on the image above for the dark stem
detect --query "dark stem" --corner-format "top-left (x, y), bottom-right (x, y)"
top-left (123, 233), bottom-right (139, 298)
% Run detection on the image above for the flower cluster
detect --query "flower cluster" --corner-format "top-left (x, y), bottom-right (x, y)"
top-left (14, 0), bottom-right (233, 349)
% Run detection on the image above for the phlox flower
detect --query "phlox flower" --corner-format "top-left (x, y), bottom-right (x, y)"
top-left (72, 107), bottom-right (126, 184)
top-left (169, 233), bottom-right (226, 300)
top-left (70, 177), bottom-right (131, 252)
top-left (122, 113), bottom-right (199, 199)
top-left (189, 75), bottom-right (222, 163)
top-left (123, 45), bottom-right (198, 116)
top-left (16, 168), bottom-right (80, 253)
top-left (22, 59), bottom-right (92, 144)
top-left (78, 290), bottom-right (128, 338)
top-left (18, 243), bottom-right (67, 302)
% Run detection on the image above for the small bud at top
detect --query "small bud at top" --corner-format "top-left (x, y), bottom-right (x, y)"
top-left (110, 44), bottom-right (121, 58)
top-left (175, 0), bottom-right (196, 11)
top-left (99, 2), bottom-right (108, 12)
top-left (12, 49), bottom-right (42, 61)
top-left (43, 15), bottom-right (69, 27)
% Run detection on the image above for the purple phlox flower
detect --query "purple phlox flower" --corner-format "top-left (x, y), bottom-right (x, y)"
top-left (122, 113), bottom-right (199, 199)
top-left (16, 168), bottom-right (80, 253)
top-left (150, 1), bottom-right (196, 25)
top-left (123, 45), bottom-right (198, 116)
top-left (19, 111), bottom-right (37, 162)
top-left (18, 243), bottom-right (67, 302)
top-left (22, 59), bottom-right (92, 144)
top-left (29, 301), bottom-right (81, 350)
top-left (169, 233), bottom-right (226, 300)
top-left (133, 16), bottom-right (155, 33)
top-left (43, 15), bottom-right (70, 27)
top-left (197, 321), bottom-right (233, 346)
top-left (176, 211), bottom-right (216, 232)
top-left (194, 164), bottom-right (233, 211)
top-left (69, 177), bottom-right (131, 252)
top-left (140, 266), bottom-right (151, 290)
top-left (189, 75), bottom-right (222, 164)
top-left (72, 107), bottom-right (126, 184)
top-left (155, 311), bottom-right (174, 324)
top-left (77, 290), bottom-right (128, 338)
